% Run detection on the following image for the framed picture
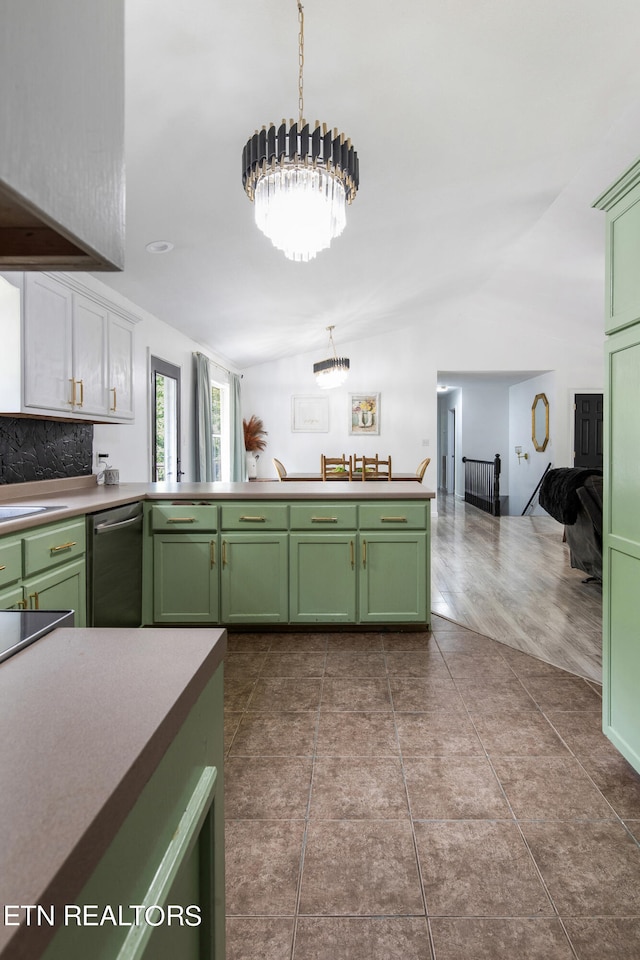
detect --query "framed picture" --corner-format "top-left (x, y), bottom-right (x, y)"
top-left (349, 393), bottom-right (380, 435)
top-left (291, 395), bottom-right (329, 433)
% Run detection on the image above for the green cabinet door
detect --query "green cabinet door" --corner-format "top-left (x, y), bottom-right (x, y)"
top-left (358, 532), bottom-right (427, 623)
top-left (603, 323), bottom-right (640, 770)
top-left (220, 534), bottom-right (288, 623)
top-left (0, 584), bottom-right (25, 610)
top-left (41, 667), bottom-right (225, 960)
top-left (289, 533), bottom-right (357, 622)
top-left (22, 558), bottom-right (87, 626)
top-left (153, 535), bottom-right (219, 623)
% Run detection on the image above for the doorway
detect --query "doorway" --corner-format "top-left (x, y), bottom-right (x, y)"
top-left (151, 356), bottom-right (182, 482)
top-left (574, 393), bottom-right (603, 469)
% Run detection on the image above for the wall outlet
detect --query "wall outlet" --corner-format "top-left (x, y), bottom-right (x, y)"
top-left (422, 439), bottom-right (430, 446)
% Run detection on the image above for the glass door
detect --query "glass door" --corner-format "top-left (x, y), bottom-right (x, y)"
top-left (151, 356), bottom-right (182, 482)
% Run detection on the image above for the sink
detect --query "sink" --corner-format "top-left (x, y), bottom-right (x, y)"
top-left (0, 505), bottom-right (65, 523)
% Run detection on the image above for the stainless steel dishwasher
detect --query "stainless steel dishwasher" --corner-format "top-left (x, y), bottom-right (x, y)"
top-left (87, 501), bottom-right (143, 627)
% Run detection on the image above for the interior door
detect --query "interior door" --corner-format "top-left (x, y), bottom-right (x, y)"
top-left (574, 393), bottom-right (603, 468)
top-left (151, 356), bottom-right (182, 482)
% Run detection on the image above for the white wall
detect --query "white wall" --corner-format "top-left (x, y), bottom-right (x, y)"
top-left (508, 372), bottom-right (557, 516)
top-left (241, 325), bottom-right (438, 484)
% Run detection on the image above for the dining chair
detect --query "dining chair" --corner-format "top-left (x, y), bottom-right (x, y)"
top-left (321, 454), bottom-right (353, 479)
top-left (352, 454), bottom-right (363, 474)
top-left (361, 455), bottom-right (392, 480)
top-left (272, 458), bottom-right (288, 480)
top-left (416, 457), bottom-right (431, 481)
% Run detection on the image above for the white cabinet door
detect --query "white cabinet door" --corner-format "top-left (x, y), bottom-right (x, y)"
top-left (23, 274), bottom-right (74, 413)
top-left (73, 294), bottom-right (109, 416)
top-left (107, 312), bottom-right (135, 420)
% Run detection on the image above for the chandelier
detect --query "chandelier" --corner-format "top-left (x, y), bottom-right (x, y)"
top-left (313, 326), bottom-right (350, 388)
top-left (241, 1), bottom-right (359, 262)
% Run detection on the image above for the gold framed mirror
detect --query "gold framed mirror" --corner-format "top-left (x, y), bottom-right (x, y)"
top-left (531, 393), bottom-right (549, 451)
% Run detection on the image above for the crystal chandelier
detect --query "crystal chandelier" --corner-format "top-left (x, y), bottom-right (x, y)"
top-left (242, 1), bottom-right (359, 262)
top-left (313, 326), bottom-right (350, 389)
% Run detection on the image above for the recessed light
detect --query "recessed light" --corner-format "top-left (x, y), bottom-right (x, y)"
top-left (145, 240), bottom-right (174, 254)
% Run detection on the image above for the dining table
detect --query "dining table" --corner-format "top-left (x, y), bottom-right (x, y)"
top-left (282, 472), bottom-right (422, 482)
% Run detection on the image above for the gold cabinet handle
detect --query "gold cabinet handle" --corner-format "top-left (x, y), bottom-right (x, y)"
top-left (311, 517), bottom-right (338, 523)
top-left (50, 540), bottom-right (77, 553)
top-left (210, 540), bottom-right (216, 568)
top-left (110, 387), bottom-right (117, 412)
top-left (167, 517), bottom-right (196, 523)
top-left (0, 564), bottom-right (5, 572)
top-left (68, 378), bottom-right (77, 406)
top-left (239, 515), bottom-right (266, 522)
top-left (222, 540), bottom-right (228, 567)
top-left (29, 591), bottom-right (40, 610)
top-left (362, 539), bottom-right (367, 568)
top-left (381, 517), bottom-right (408, 522)
top-left (77, 379), bottom-right (84, 407)
top-left (350, 539), bottom-right (354, 569)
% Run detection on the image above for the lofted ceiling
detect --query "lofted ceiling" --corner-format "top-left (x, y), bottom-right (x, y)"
top-left (94, 0), bottom-right (640, 370)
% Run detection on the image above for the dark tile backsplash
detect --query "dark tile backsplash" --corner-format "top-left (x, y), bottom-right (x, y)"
top-left (0, 417), bottom-right (93, 485)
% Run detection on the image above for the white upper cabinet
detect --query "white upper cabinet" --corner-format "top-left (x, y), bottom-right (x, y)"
top-left (107, 313), bottom-right (135, 420)
top-left (0, 272), bottom-right (137, 422)
top-left (73, 295), bottom-right (110, 416)
top-left (23, 274), bottom-right (74, 413)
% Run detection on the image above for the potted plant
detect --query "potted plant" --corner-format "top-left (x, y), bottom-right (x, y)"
top-left (242, 415), bottom-right (268, 479)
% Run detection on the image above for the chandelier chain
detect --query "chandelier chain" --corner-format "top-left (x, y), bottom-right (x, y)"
top-left (297, 1), bottom-right (304, 125)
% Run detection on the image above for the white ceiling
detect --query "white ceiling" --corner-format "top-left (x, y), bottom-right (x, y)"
top-left (94, 0), bottom-right (640, 370)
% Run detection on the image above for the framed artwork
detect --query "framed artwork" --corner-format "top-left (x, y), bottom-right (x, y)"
top-left (291, 395), bottom-right (329, 432)
top-left (349, 393), bottom-right (380, 435)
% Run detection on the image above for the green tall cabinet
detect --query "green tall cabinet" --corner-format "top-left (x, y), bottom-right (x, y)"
top-left (594, 158), bottom-right (640, 773)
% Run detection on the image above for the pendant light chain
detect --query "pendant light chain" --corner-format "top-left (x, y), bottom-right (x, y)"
top-left (298, 1), bottom-right (304, 125)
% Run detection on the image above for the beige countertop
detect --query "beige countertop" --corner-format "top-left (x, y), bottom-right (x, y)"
top-left (0, 626), bottom-right (226, 960)
top-left (0, 476), bottom-right (435, 535)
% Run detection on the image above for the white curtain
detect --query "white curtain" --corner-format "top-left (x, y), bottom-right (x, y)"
top-left (194, 352), bottom-right (214, 482)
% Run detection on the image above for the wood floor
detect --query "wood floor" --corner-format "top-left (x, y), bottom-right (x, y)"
top-left (431, 495), bottom-right (603, 682)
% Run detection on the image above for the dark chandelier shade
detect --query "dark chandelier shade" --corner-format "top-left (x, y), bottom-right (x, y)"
top-left (313, 325), bottom-right (350, 388)
top-left (312, 356), bottom-right (351, 376)
top-left (242, 120), bottom-right (359, 205)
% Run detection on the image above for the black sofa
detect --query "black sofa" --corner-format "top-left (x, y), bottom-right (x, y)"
top-left (539, 468), bottom-right (603, 582)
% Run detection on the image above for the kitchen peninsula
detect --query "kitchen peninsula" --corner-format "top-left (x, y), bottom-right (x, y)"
top-left (0, 477), bottom-right (435, 628)
top-left (0, 625), bottom-right (226, 960)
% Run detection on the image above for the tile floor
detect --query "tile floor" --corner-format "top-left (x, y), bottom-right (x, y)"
top-left (223, 618), bottom-right (640, 960)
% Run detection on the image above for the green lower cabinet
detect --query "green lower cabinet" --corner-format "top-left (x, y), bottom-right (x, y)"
top-left (358, 532), bottom-right (427, 623)
top-left (289, 533), bottom-right (357, 622)
top-left (41, 666), bottom-right (225, 960)
top-left (0, 584), bottom-right (25, 610)
top-left (153, 535), bottom-right (219, 623)
top-left (220, 533), bottom-right (288, 623)
top-left (22, 558), bottom-right (87, 626)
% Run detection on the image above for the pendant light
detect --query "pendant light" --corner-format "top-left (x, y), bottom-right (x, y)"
top-left (313, 326), bottom-right (350, 389)
top-left (241, 1), bottom-right (359, 262)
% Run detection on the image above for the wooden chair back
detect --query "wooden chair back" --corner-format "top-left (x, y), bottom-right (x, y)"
top-left (352, 455), bottom-right (363, 474)
top-left (361, 455), bottom-right (392, 480)
top-left (272, 458), bottom-right (287, 480)
top-left (416, 457), bottom-right (431, 481)
top-left (321, 454), bottom-right (353, 480)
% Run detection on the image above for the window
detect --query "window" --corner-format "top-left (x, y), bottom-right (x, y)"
top-left (211, 382), bottom-right (222, 481)
top-left (211, 377), bottom-right (230, 481)
top-left (151, 356), bottom-right (182, 482)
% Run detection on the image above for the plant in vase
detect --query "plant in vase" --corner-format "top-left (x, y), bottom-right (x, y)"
top-left (243, 415), bottom-right (268, 479)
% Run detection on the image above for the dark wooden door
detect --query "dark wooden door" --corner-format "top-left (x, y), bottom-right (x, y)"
top-left (574, 393), bottom-right (603, 468)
